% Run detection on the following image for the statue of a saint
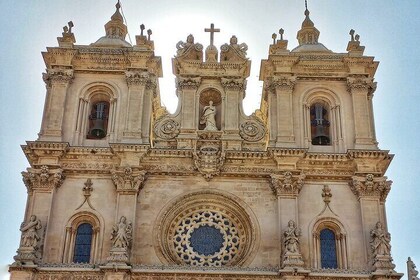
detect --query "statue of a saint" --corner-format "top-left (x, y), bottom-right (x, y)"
top-left (111, 216), bottom-right (132, 249)
top-left (200, 100), bottom-right (218, 131)
top-left (20, 215), bottom-right (42, 248)
top-left (370, 221), bottom-right (391, 256)
top-left (284, 220), bottom-right (301, 254)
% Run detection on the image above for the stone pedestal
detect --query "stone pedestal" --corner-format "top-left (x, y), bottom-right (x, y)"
top-left (373, 254), bottom-right (396, 272)
top-left (282, 252), bottom-right (304, 268)
top-left (107, 247), bottom-right (129, 265)
top-left (13, 247), bottom-right (38, 265)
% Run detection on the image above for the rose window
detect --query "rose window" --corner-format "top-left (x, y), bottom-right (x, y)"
top-left (155, 191), bottom-right (259, 267)
top-left (173, 211), bottom-right (240, 266)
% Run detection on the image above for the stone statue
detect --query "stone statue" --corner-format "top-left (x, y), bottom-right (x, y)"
top-left (408, 257), bottom-right (420, 280)
top-left (283, 220), bottom-right (301, 254)
top-left (200, 101), bottom-right (217, 131)
top-left (110, 216), bottom-right (132, 249)
top-left (20, 215), bottom-right (42, 248)
top-left (370, 221), bottom-right (391, 256)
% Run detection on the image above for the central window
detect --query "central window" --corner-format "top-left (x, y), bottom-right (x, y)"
top-left (190, 225), bottom-right (224, 256)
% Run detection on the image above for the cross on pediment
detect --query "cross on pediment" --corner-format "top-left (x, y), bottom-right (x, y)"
top-left (205, 23), bottom-right (220, 47)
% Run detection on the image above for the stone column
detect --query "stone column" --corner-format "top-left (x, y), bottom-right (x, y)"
top-left (122, 71), bottom-right (149, 143)
top-left (347, 76), bottom-right (377, 149)
top-left (109, 167), bottom-right (146, 265)
top-left (14, 166), bottom-right (65, 265)
top-left (270, 171), bottom-right (305, 269)
top-left (221, 78), bottom-right (245, 149)
top-left (39, 69), bottom-right (74, 141)
top-left (350, 174), bottom-right (393, 270)
top-left (271, 76), bottom-right (296, 147)
top-left (176, 77), bottom-right (201, 148)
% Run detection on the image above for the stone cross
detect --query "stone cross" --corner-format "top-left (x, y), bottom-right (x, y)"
top-left (205, 23), bottom-right (220, 46)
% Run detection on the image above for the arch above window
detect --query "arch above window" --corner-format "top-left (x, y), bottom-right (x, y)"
top-left (312, 218), bottom-right (348, 269)
top-left (62, 211), bottom-right (102, 264)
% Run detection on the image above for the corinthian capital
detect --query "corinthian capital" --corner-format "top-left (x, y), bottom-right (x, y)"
top-left (270, 171), bottom-right (305, 197)
top-left (347, 75), bottom-right (377, 94)
top-left (176, 77), bottom-right (201, 90)
top-left (269, 76), bottom-right (296, 92)
top-left (125, 71), bottom-right (150, 86)
top-left (43, 69), bottom-right (74, 87)
top-left (350, 174), bottom-right (391, 202)
top-left (221, 78), bottom-right (245, 91)
top-left (111, 167), bottom-right (147, 194)
top-left (22, 165), bottom-right (65, 193)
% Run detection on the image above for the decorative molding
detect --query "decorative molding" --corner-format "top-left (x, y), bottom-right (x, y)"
top-left (111, 167), bottom-right (147, 194)
top-left (176, 77), bottom-right (201, 90)
top-left (22, 166), bottom-right (65, 193)
top-left (350, 174), bottom-right (391, 202)
top-left (270, 171), bottom-right (305, 197)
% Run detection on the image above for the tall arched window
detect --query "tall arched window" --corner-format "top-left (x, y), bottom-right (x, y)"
top-left (312, 219), bottom-right (348, 269)
top-left (73, 223), bottom-right (93, 263)
top-left (310, 102), bottom-right (330, 145)
top-left (320, 228), bottom-right (338, 268)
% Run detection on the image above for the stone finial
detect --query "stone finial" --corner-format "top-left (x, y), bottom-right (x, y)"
top-left (57, 21), bottom-right (76, 47)
top-left (135, 24), bottom-right (154, 50)
top-left (204, 23), bottom-right (220, 62)
top-left (346, 29), bottom-right (365, 55)
top-left (220, 35), bottom-right (248, 61)
top-left (269, 28), bottom-right (288, 54)
top-left (408, 257), bottom-right (420, 280)
top-left (296, 7), bottom-right (320, 45)
top-left (175, 34), bottom-right (203, 61)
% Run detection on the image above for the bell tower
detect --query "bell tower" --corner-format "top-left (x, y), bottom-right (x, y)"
top-left (39, 2), bottom-right (162, 146)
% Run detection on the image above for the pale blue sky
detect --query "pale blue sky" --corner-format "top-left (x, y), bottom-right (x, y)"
top-left (0, 1), bottom-right (419, 279)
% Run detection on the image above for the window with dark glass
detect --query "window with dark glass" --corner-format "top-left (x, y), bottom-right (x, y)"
top-left (320, 228), bottom-right (338, 269)
top-left (88, 101), bottom-right (109, 139)
top-left (310, 103), bottom-right (330, 145)
top-left (73, 223), bottom-right (93, 263)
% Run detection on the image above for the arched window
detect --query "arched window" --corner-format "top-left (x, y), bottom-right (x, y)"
top-left (87, 101), bottom-right (110, 139)
top-left (73, 223), bottom-right (93, 263)
top-left (62, 212), bottom-right (102, 264)
top-left (320, 228), bottom-right (338, 268)
top-left (310, 102), bottom-right (330, 145)
top-left (312, 219), bottom-right (348, 269)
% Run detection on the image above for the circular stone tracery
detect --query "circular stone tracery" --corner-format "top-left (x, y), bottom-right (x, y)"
top-left (173, 211), bottom-right (240, 266)
top-left (155, 191), bottom-right (259, 267)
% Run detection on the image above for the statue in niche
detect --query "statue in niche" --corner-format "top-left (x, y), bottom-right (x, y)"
top-left (111, 216), bottom-right (132, 249)
top-left (283, 220), bottom-right (301, 254)
top-left (20, 215), bottom-right (42, 248)
top-left (200, 100), bottom-right (218, 131)
top-left (370, 221), bottom-right (391, 256)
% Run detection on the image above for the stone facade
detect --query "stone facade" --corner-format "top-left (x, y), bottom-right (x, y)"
top-left (9, 3), bottom-right (403, 280)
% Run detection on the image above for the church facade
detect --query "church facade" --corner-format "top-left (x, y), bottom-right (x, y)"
top-left (9, 3), bottom-right (404, 280)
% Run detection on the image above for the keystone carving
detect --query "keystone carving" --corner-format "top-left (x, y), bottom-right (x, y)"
top-left (350, 174), bottom-right (391, 202)
top-left (111, 167), bottom-right (147, 194)
top-left (270, 171), bottom-right (305, 197)
top-left (22, 165), bottom-right (65, 193)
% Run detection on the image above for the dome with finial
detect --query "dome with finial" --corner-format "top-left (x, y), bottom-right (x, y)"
top-left (292, 6), bottom-right (331, 53)
top-left (92, 1), bottom-right (131, 47)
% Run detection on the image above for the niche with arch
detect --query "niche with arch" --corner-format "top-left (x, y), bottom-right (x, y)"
top-left (198, 89), bottom-right (222, 131)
